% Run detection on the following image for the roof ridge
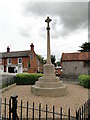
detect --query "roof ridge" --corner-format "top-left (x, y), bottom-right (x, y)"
top-left (62, 52), bottom-right (90, 54)
top-left (0, 50), bottom-right (30, 54)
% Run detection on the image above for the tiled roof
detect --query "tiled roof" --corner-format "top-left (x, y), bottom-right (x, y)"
top-left (61, 52), bottom-right (90, 62)
top-left (0, 50), bottom-right (31, 58)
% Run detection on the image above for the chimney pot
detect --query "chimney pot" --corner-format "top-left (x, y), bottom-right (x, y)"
top-left (7, 46), bottom-right (10, 52)
top-left (30, 43), bottom-right (34, 51)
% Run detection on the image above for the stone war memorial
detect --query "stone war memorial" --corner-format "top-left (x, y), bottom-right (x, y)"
top-left (31, 16), bottom-right (67, 97)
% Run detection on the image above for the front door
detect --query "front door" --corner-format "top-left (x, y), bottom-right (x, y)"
top-left (8, 67), bottom-right (15, 73)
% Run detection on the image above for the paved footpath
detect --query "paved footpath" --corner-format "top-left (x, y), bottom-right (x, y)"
top-left (1, 83), bottom-right (88, 118)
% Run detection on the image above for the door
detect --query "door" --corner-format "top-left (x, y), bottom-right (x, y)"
top-left (8, 67), bottom-right (15, 73)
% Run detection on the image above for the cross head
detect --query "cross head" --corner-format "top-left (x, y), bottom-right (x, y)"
top-left (45, 16), bottom-right (52, 30)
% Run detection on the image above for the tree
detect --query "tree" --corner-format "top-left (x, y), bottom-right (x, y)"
top-left (37, 54), bottom-right (57, 66)
top-left (43, 59), bottom-right (47, 64)
top-left (78, 42), bottom-right (90, 52)
top-left (51, 55), bottom-right (56, 66)
top-left (37, 54), bottom-right (44, 66)
top-left (56, 61), bottom-right (60, 66)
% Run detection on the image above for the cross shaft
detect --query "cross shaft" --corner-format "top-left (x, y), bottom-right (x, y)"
top-left (45, 16), bottom-right (52, 64)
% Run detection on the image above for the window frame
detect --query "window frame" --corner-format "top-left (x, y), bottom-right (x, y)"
top-left (18, 58), bottom-right (22, 64)
top-left (7, 58), bottom-right (12, 65)
top-left (30, 53), bottom-right (33, 59)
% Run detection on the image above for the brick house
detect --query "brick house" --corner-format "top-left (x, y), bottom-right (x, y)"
top-left (0, 43), bottom-right (43, 73)
top-left (61, 52), bottom-right (90, 78)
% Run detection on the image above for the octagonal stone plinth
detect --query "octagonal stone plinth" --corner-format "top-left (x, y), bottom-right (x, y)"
top-left (31, 85), bottom-right (67, 97)
top-left (31, 64), bottom-right (67, 97)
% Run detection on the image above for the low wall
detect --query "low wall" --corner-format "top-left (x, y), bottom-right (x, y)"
top-left (60, 76), bottom-right (79, 83)
top-left (0, 83), bottom-right (16, 93)
top-left (0, 73), bottom-right (16, 85)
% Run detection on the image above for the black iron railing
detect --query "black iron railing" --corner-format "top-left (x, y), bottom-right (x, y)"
top-left (0, 96), bottom-right (90, 120)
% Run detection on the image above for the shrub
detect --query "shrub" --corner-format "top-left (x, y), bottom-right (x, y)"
top-left (15, 73), bottom-right (43, 85)
top-left (78, 75), bottom-right (90, 88)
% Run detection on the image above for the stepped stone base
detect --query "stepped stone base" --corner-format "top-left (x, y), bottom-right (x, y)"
top-left (31, 64), bottom-right (67, 97)
top-left (31, 84), bottom-right (67, 97)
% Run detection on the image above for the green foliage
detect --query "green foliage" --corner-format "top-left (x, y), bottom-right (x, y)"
top-left (37, 54), bottom-right (57, 66)
top-left (43, 59), bottom-right (47, 64)
top-left (78, 75), bottom-right (90, 88)
top-left (15, 73), bottom-right (43, 85)
top-left (37, 54), bottom-right (44, 66)
top-left (56, 61), bottom-right (60, 66)
top-left (78, 42), bottom-right (90, 52)
top-left (51, 55), bottom-right (56, 66)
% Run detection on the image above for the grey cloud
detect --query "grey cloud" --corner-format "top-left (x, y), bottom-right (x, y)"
top-left (22, 2), bottom-right (88, 38)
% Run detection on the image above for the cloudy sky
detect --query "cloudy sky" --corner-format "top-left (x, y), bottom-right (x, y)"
top-left (0, 0), bottom-right (88, 61)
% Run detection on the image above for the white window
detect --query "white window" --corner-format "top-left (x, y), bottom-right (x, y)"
top-left (18, 58), bottom-right (22, 64)
top-left (7, 58), bottom-right (11, 64)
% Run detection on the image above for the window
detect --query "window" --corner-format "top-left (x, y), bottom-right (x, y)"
top-left (7, 58), bottom-right (11, 64)
top-left (18, 58), bottom-right (22, 64)
top-left (30, 53), bottom-right (33, 59)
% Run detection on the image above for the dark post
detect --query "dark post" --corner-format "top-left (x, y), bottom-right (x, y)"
top-left (33, 102), bottom-right (34, 120)
top-left (53, 106), bottom-right (55, 120)
top-left (27, 101), bottom-right (28, 120)
top-left (88, 99), bottom-right (90, 119)
top-left (84, 103), bottom-right (85, 120)
top-left (68, 108), bottom-right (70, 120)
top-left (11, 95), bottom-right (18, 120)
top-left (79, 108), bottom-right (81, 120)
top-left (9, 98), bottom-right (11, 120)
top-left (82, 106), bottom-right (83, 120)
top-left (46, 104), bottom-right (47, 120)
top-left (76, 110), bottom-right (79, 120)
top-left (21, 100), bottom-right (22, 120)
top-left (60, 107), bottom-right (62, 120)
top-left (39, 103), bottom-right (41, 120)
top-left (5, 98), bottom-right (6, 119)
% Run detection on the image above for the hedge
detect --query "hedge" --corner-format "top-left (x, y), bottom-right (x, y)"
top-left (15, 73), bottom-right (43, 85)
top-left (78, 75), bottom-right (90, 88)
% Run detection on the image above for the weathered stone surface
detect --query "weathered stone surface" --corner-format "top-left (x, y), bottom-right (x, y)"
top-left (31, 62), bottom-right (67, 97)
top-left (62, 61), bottom-right (89, 77)
top-left (31, 84), bottom-right (67, 97)
top-left (31, 16), bottom-right (67, 97)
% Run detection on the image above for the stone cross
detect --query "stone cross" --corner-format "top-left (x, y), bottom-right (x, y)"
top-left (45, 16), bottom-right (52, 64)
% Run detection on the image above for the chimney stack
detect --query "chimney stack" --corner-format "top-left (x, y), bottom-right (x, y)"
top-left (30, 43), bottom-right (34, 51)
top-left (7, 46), bottom-right (10, 52)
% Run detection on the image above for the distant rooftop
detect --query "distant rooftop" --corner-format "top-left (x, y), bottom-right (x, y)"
top-left (61, 52), bottom-right (90, 61)
top-left (0, 43), bottom-right (35, 58)
top-left (0, 50), bottom-right (30, 58)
